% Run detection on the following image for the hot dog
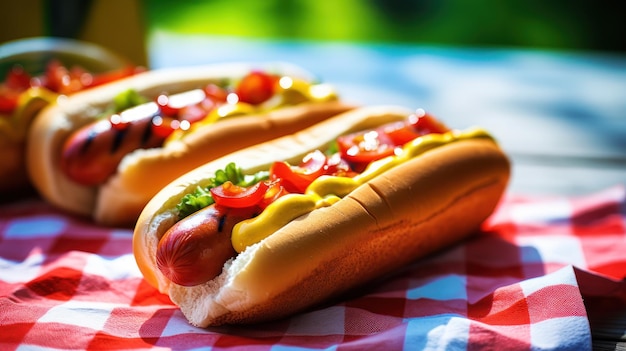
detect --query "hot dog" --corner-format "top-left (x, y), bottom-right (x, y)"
top-left (0, 60), bottom-right (140, 198)
top-left (26, 62), bottom-right (354, 226)
top-left (133, 105), bottom-right (511, 327)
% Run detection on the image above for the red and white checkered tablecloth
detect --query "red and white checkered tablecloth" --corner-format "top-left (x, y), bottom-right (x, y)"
top-left (1, 186), bottom-right (625, 350)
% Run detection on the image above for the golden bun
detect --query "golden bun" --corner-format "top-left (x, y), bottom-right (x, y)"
top-left (26, 62), bottom-right (353, 226)
top-left (133, 105), bottom-right (510, 327)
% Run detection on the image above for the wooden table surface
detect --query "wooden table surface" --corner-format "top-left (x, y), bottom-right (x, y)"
top-left (147, 33), bottom-right (626, 350)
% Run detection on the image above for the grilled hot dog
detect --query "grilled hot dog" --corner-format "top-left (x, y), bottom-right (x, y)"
top-left (0, 59), bottom-right (140, 197)
top-left (133, 105), bottom-right (510, 327)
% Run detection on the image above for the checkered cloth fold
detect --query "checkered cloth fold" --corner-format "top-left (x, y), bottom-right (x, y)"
top-left (2, 186), bottom-right (625, 350)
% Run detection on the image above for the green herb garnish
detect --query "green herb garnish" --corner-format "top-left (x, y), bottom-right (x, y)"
top-left (113, 89), bottom-right (148, 112)
top-left (95, 89), bottom-right (148, 120)
top-left (325, 140), bottom-right (339, 156)
top-left (176, 162), bottom-right (269, 219)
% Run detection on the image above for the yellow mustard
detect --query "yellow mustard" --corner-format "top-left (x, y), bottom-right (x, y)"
top-left (230, 127), bottom-right (495, 253)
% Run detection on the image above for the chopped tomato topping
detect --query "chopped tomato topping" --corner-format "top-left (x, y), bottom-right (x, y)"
top-left (337, 110), bottom-right (450, 172)
top-left (324, 153), bottom-right (359, 178)
top-left (270, 150), bottom-right (328, 193)
top-left (383, 121), bottom-right (421, 146)
top-left (300, 150), bottom-right (329, 176)
top-left (87, 65), bottom-right (142, 88)
top-left (1, 61), bottom-right (140, 115)
top-left (155, 94), bottom-right (178, 116)
top-left (0, 89), bottom-right (21, 114)
top-left (259, 180), bottom-right (289, 209)
top-left (337, 130), bottom-right (397, 172)
top-left (211, 181), bottom-right (270, 208)
top-left (178, 101), bottom-right (213, 124)
top-left (44, 59), bottom-right (76, 94)
top-left (150, 116), bottom-right (185, 138)
top-left (203, 83), bottom-right (229, 103)
top-left (0, 65), bottom-right (33, 114)
top-left (408, 109), bottom-right (450, 134)
top-left (156, 89), bottom-right (209, 118)
top-left (5, 65), bottom-right (32, 90)
top-left (235, 71), bottom-right (278, 105)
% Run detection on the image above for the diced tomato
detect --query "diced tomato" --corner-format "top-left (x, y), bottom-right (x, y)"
top-left (178, 101), bottom-right (212, 124)
top-left (155, 94), bottom-right (178, 116)
top-left (5, 65), bottom-right (31, 90)
top-left (211, 181), bottom-right (269, 208)
top-left (383, 121), bottom-right (421, 146)
top-left (300, 150), bottom-right (328, 175)
top-left (43, 60), bottom-right (70, 93)
top-left (0, 89), bottom-right (20, 114)
top-left (408, 110), bottom-right (449, 134)
top-left (0, 66), bottom-right (32, 114)
top-left (204, 83), bottom-right (229, 103)
top-left (88, 65), bottom-right (142, 88)
top-left (43, 62), bottom-right (140, 94)
top-left (235, 71), bottom-right (278, 105)
top-left (68, 65), bottom-right (92, 91)
top-left (155, 88), bottom-right (216, 124)
top-left (270, 162), bottom-right (303, 193)
top-left (150, 116), bottom-right (180, 138)
top-left (336, 111), bottom-right (449, 171)
top-left (324, 153), bottom-right (358, 177)
top-left (1, 61), bottom-right (140, 115)
top-left (270, 150), bottom-right (327, 193)
top-left (42, 60), bottom-right (86, 94)
top-left (337, 130), bottom-right (396, 172)
top-left (258, 180), bottom-right (289, 209)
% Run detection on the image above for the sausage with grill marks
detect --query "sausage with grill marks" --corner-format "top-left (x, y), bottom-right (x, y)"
top-left (60, 105), bottom-right (170, 186)
top-left (156, 204), bottom-right (255, 287)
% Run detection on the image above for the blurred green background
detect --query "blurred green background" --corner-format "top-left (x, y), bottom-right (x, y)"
top-left (1, 0), bottom-right (625, 68)
top-left (144, 0), bottom-right (626, 52)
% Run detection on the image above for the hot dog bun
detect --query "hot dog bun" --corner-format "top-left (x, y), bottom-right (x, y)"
top-left (133, 105), bottom-right (510, 327)
top-left (0, 37), bottom-right (138, 198)
top-left (26, 62), bottom-right (353, 226)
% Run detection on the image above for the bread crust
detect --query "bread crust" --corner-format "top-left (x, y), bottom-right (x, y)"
top-left (25, 62), bottom-right (352, 226)
top-left (133, 106), bottom-right (510, 327)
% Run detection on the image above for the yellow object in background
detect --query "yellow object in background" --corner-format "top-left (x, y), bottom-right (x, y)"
top-left (0, 0), bottom-right (148, 67)
top-left (2, 0), bottom-right (625, 67)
